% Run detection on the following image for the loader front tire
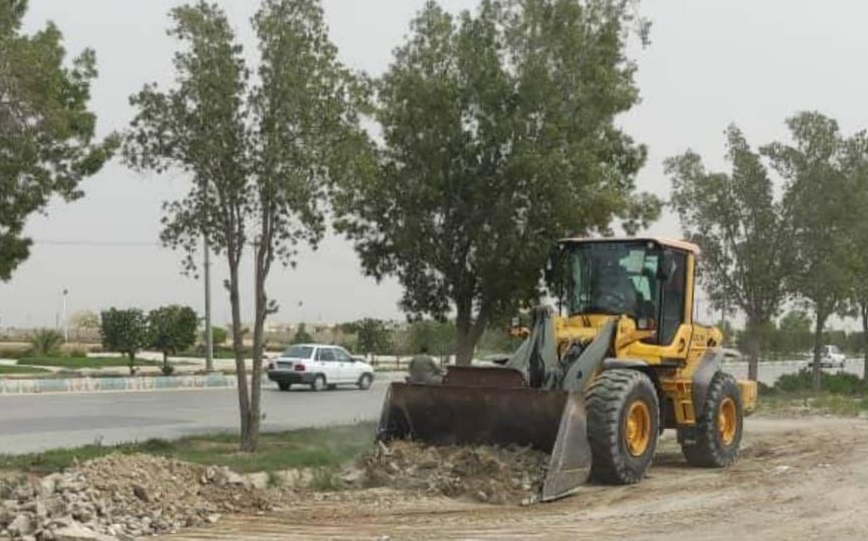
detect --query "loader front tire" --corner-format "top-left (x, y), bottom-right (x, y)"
top-left (587, 369), bottom-right (660, 485)
top-left (682, 371), bottom-right (743, 468)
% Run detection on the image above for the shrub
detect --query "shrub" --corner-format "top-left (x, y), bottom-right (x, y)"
top-left (30, 329), bottom-right (64, 356)
top-left (773, 369), bottom-right (864, 395)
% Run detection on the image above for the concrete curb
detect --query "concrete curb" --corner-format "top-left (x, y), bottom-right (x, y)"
top-left (0, 373), bottom-right (241, 395)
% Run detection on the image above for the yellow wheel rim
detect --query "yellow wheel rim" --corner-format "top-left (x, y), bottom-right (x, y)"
top-left (718, 397), bottom-right (738, 446)
top-left (625, 400), bottom-right (652, 457)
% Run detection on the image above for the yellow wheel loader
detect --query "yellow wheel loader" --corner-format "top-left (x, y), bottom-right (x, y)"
top-left (377, 237), bottom-right (758, 501)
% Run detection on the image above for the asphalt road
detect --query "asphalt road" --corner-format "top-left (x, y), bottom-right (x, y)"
top-left (0, 379), bottom-right (393, 455)
top-left (1, 359), bottom-right (863, 456)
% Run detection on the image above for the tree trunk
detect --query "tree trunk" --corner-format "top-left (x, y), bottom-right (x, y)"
top-left (244, 240), bottom-right (270, 453)
top-left (454, 302), bottom-right (489, 367)
top-left (747, 339), bottom-right (759, 382)
top-left (862, 304), bottom-right (868, 385)
top-left (744, 319), bottom-right (760, 382)
top-left (228, 259), bottom-right (251, 450)
top-left (162, 351), bottom-right (168, 371)
top-left (811, 311), bottom-right (827, 392)
top-left (128, 351), bottom-right (136, 376)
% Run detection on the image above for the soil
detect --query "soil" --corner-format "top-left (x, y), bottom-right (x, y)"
top-left (355, 440), bottom-right (549, 504)
top-left (164, 414), bottom-right (868, 541)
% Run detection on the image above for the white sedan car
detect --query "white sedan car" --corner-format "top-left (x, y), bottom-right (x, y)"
top-left (808, 345), bottom-right (847, 369)
top-left (266, 344), bottom-right (375, 392)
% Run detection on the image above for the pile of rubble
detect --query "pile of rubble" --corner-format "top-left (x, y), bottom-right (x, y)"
top-left (356, 441), bottom-right (550, 505)
top-left (0, 454), bottom-right (273, 541)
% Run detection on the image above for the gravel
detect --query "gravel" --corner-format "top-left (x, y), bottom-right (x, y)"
top-left (0, 454), bottom-right (274, 541)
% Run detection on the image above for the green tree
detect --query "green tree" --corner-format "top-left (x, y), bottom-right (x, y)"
top-left (779, 309), bottom-right (812, 335)
top-left (209, 326), bottom-right (228, 346)
top-left (333, 0), bottom-right (658, 365)
top-left (291, 323), bottom-right (314, 345)
top-left (100, 308), bottom-right (148, 374)
top-left (355, 318), bottom-right (391, 357)
top-left (763, 112), bottom-right (854, 391)
top-left (838, 130), bottom-right (868, 382)
top-left (69, 310), bottom-right (100, 339)
top-left (148, 305), bottom-right (198, 374)
top-left (666, 124), bottom-right (791, 381)
top-left (0, 0), bottom-right (117, 281)
top-left (123, 0), bottom-right (365, 451)
top-left (408, 320), bottom-right (457, 359)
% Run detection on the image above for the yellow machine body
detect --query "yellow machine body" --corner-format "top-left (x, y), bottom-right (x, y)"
top-left (377, 236), bottom-right (757, 502)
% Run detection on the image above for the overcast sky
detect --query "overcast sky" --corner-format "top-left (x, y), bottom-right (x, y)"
top-left (2, 0), bottom-right (868, 329)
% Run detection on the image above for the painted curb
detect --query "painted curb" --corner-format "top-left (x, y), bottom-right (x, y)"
top-left (0, 374), bottom-right (241, 395)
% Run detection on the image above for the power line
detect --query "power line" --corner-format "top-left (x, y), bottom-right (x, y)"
top-left (32, 239), bottom-right (161, 247)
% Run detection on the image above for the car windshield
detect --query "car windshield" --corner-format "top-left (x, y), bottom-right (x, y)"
top-left (281, 345), bottom-right (314, 359)
top-left (565, 241), bottom-right (661, 319)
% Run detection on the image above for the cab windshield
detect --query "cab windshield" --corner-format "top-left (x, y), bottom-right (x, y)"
top-left (565, 242), bottom-right (661, 320)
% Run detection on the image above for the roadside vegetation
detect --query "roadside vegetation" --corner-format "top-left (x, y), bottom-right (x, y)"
top-left (0, 423), bottom-right (376, 477)
top-left (760, 371), bottom-right (868, 416)
top-left (15, 357), bottom-right (162, 369)
top-left (0, 365), bottom-right (50, 375)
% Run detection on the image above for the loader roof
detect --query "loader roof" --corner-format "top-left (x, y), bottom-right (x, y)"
top-left (559, 236), bottom-right (701, 255)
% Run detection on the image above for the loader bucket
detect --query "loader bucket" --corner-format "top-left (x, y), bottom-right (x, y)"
top-left (376, 367), bottom-right (592, 502)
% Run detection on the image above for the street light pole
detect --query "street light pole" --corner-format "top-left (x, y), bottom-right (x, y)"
top-left (61, 289), bottom-right (69, 343)
top-left (204, 235), bottom-right (214, 373)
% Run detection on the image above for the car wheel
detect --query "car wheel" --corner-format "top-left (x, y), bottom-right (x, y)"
top-left (358, 373), bottom-right (373, 391)
top-left (278, 382), bottom-right (291, 392)
top-left (311, 375), bottom-right (326, 392)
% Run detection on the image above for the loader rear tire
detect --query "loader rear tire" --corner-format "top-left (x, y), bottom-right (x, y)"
top-left (682, 371), bottom-right (743, 468)
top-left (586, 369), bottom-right (660, 485)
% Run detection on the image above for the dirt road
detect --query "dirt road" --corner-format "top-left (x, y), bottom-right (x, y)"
top-left (168, 415), bottom-right (868, 541)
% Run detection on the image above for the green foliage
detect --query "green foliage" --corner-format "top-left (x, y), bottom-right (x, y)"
top-left (123, 0), bottom-right (369, 451)
top-left (291, 323), bottom-right (314, 345)
top-left (0, 365), bottom-right (50, 375)
top-left (332, 0), bottom-right (659, 365)
top-left (666, 125), bottom-right (790, 380)
top-left (16, 357), bottom-right (160, 369)
top-left (210, 326), bottom-right (228, 345)
top-left (779, 310), bottom-right (811, 334)
top-left (148, 304), bottom-right (198, 371)
top-left (838, 130), bottom-right (868, 378)
top-left (353, 319), bottom-right (391, 356)
top-left (307, 467), bottom-right (344, 491)
top-left (99, 308), bottom-right (148, 373)
top-left (406, 320), bottom-right (456, 357)
top-left (476, 327), bottom-right (523, 355)
top-left (0, 422), bottom-right (376, 475)
top-left (762, 112), bottom-right (856, 389)
top-left (0, 0), bottom-right (118, 281)
top-left (773, 369), bottom-right (864, 395)
top-left (29, 329), bottom-right (64, 356)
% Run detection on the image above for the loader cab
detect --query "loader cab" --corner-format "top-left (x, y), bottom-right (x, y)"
top-left (555, 237), bottom-right (696, 347)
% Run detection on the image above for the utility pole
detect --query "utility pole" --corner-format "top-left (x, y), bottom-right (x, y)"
top-left (61, 288), bottom-right (69, 343)
top-left (204, 236), bottom-right (214, 373)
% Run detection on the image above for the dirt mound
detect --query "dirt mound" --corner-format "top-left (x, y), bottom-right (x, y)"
top-left (356, 441), bottom-right (550, 505)
top-left (0, 454), bottom-right (273, 540)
